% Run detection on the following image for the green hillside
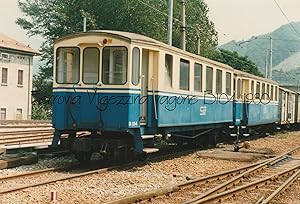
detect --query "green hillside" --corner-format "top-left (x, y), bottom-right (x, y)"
top-left (220, 22), bottom-right (300, 85)
top-left (220, 22), bottom-right (300, 70)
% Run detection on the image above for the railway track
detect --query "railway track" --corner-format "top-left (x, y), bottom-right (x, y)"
top-left (0, 144), bottom-right (220, 197)
top-left (106, 145), bottom-right (300, 204)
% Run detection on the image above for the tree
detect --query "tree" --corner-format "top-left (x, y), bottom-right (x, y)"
top-left (17, 0), bottom-right (219, 119)
top-left (17, 0), bottom-right (218, 79)
top-left (212, 49), bottom-right (263, 77)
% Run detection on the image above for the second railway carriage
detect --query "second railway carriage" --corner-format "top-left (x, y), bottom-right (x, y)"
top-left (233, 70), bottom-right (279, 130)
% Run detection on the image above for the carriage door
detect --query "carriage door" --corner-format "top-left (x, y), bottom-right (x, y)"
top-left (140, 49), bottom-right (158, 126)
top-left (242, 79), bottom-right (250, 122)
top-left (140, 49), bottom-right (149, 125)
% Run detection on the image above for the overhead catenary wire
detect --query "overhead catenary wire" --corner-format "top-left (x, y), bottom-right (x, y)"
top-left (134, 0), bottom-right (297, 72)
top-left (273, 0), bottom-right (300, 39)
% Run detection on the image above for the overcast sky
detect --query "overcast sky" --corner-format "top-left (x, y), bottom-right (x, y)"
top-left (1, 0), bottom-right (300, 49)
top-left (0, 0), bottom-right (42, 51)
top-left (205, 0), bottom-right (300, 44)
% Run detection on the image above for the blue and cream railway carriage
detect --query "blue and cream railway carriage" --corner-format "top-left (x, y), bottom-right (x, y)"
top-left (51, 30), bottom-right (280, 162)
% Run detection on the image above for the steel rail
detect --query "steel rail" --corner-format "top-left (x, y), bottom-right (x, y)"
top-left (105, 159), bottom-right (270, 204)
top-left (0, 129), bottom-right (54, 136)
top-left (0, 125), bottom-right (52, 129)
top-left (0, 167), bottom-right (64, 181)
top-left (258, 169), bottom-right (300, 204)
top-left (105, 145), bottom-right (300, 204)
top-left (0, 145), bottom-right (206, 195)
top-left (191, 163), bottom-right (300, 204)
top-left (184, 145), bottom-right (300, 204)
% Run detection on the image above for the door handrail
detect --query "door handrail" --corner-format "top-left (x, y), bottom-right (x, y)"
top-left (151, 76), bottom-right (158, 120)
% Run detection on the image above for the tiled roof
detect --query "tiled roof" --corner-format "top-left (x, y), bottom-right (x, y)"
top-left (0, 32), bottom-right (40, 55)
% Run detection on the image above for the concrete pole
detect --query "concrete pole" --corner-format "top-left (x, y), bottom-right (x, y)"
top-left (265, 50), bottom-right (268, 78)
top-left (197, 35), bottom-right (201, 55)
top-left (269, 37), bottom-right (273, 79)
top-left (180, 0), bottom-right (186, 51)
top-left (167, 0), bottom-right (173, 45)
top-left (83, 17), bottom-right (87, 32)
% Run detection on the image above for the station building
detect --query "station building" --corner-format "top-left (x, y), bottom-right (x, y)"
top-left (0, 33), bottom-right (39, 120)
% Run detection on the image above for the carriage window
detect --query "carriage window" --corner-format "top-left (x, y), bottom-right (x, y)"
top-left (216, 69), bottom-right (222, 94)
top-left (251, 81), bottom-right (254, 95)
top-left (237, 79), bottom-right (242, 99)
top-left (56, 47), bottom-right (80, 84)
top-left (275, 86), bottom-right (278, 101)
top-left (270, 85), bottom-right (274, 101)
top-left (262, 83), bottom-right (266, 100)
top-left (102, 46), bottom-right (128, 85)
top-left (206, 66), bottom-right (213, 93)
top-left (226, 72), bottom-right (231, 95)
top-left (194, 63), bottom-right (202, 92)
top-left (256, 82), bottom-right (260, 99)
top-left (179, 59), bottom-right (189, 90)
top-left (83, 48), bottom-right (99, 84)
top-left (266, 84), bottom-right (270, 100)
top-left (132, 47), bottom-right (140, 85)
top-left (165, 54), bottom-right (173, 87)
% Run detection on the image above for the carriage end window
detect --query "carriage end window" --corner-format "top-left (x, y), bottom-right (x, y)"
top-left (83, 48), bottom-right (99, 84)
top-left (56, 47), bottom-right (80, 84)
top-left (179, 59), bottom-right (189, 90)
top-left (194, 63), bottom-right (202, 92)
top-left (102, 46), bottom-right (128, 85)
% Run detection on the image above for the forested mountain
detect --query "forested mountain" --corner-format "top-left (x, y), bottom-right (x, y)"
top-left (220, 22), bottom-right (300, 85)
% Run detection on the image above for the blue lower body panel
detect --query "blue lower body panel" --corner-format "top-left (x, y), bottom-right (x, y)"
top-left (246, 103), bottom-right (279, 126)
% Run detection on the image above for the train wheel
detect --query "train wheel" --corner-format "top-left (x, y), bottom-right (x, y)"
top-left (75, 151), bottom-right (92, 165)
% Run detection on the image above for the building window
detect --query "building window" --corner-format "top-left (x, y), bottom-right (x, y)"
top-left (1, 68), bottom-right (8, 84)
top-left (216, 69), bottom-right (222, 94)
top-left (226, 72), bottom-right (232, 95)
top-left (102, 46), bottom-right (128, 85)
top-left (179, 59), bottom-right (190, 90)
top-left (194, 63), bottom-right (202, 92)
top-left (18, 70), bottom-right (24, 86)
top-left (165, 54), bottom-right (173, 87)
top-left (132, 47), bottom-right (140, 86)
top-left (16, 108), bottom-right (22, 120)
top-left (83, 48), bottom-right (99, 84)
top-left (0, 108), bottom-right (6, 120)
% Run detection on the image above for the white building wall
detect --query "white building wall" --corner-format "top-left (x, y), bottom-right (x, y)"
top-left (0, 52), bottom-right (33, 120)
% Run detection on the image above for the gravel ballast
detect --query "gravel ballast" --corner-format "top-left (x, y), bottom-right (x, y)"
top-left (1, 131), bottom-right (300, 204)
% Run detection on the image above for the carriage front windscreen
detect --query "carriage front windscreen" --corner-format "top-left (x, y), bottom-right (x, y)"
top-left (56, 47), bottom-right (80, 84)
top-left (55, 46), bottom-right (128, 85)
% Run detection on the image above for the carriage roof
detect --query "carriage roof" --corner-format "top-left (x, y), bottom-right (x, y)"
top-left (55, 30), bottom-right (278, 85)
